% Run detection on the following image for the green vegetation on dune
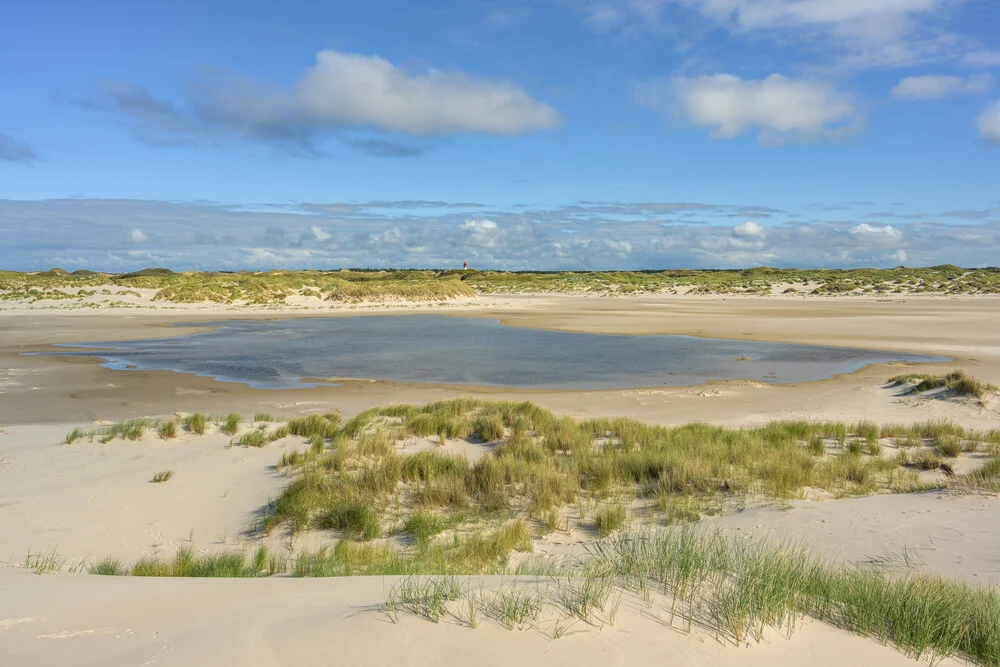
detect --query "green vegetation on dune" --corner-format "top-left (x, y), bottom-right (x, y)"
top-left (75, 399), bottom-right (1000, 665)
top-left (3, 265), bottom-right (1000, 305)
top-left (890, 369), bottom-right (999, 402)
top-left (255, 399), bottom-right (1000, 566)
top-left (90, 546), bottom-right (284, 578)
top-left (588, 528), bottom-right (1000, 666)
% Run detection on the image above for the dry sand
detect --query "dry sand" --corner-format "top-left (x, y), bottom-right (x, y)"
top-left (1, 293), bottom-right (999, 666)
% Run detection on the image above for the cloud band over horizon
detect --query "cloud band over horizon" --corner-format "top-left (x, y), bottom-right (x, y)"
top-left (1, 198), bottom-right (997, 273)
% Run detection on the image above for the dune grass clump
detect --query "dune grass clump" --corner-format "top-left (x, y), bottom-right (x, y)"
top-left (64, 427), bottom-right (84, 444)
top-left (590, 528), bottom-right (1000, 666)
top-left (474, 414), bottom-right (505, 442)
top-left (97, 419), bottom-right (152, 442)
top-left (123, 546), bottom-right (281, 577)
top-left (253, 412), bottom-right (274, 422)
top-left (287, 411), bottom-right (341, 439)
top-left (151, 470), bottom-right (173, 483)
top-left (292, 519), bottom-right (532, 577)
top-left (964, 457), bottom-right (1000, 491)
top-left (158, 420), bottom-right (177, 439)
top-left (890, 370), bottom-right (999, 402)
top-left (221, 412), bottom-right (242, 436)
top-left (88, 556), bottom-right (126, 576)
top-left (185, 413), bottom-right (207, 435)
top-left (483, 586), bottom-right (543, 630)
top-left (315, 499), bottom-right (381, 540)
top-left (382, 576), bottom-right (464, 624)
top-left (23, 549), bottom-right (66, 574)
top-left (593, 503), bottom-right (629, 536)
top-left (237, 430), bottom-right (268, 448)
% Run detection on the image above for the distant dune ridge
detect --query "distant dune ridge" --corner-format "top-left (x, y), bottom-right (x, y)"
top-left (2, 265), bottom-right (1000, 309)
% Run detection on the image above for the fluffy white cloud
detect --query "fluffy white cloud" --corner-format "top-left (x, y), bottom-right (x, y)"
top-left (106, 50), bottom-right (560, 151)
top-left (733, 221), bottom-right (766, 237)
top-left (295, 51), bottom-right (560, 136)
top-left (126, 228), bottom-right (150, 243)
top-left (637, 74), bottom-right (859, 144)
top-left (458, 219), bottom-right (501, 248)
top-left (891, 74), bottom-right (995, 100)
top-left (977, 100), bottom-right (1000, 145)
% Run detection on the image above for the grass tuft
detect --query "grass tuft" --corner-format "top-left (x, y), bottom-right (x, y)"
top-left (158, 420), bottom-right (177, 439)
top-left (185, 413), bottom-right (207, 435)
top-left (221, 413), bottom-right (242, 436)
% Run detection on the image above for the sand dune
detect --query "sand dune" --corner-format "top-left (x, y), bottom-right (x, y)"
top-left (2, 294), bottom-right (999, 666)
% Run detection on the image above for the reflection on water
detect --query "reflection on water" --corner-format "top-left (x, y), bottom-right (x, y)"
top-left (48, 315), bottom-right (945, 390)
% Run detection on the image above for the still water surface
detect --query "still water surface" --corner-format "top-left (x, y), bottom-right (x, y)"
top-left (50, 315), bottom-right (945, 390)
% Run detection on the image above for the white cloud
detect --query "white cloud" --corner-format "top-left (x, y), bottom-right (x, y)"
top-left (310, 225), bottom-right (331, 242)
top-left (459, 219), bottom-right (502, 249)
top-left (575, 0), bottom-right (986, 69)
top-left (637, 74), bottom-right (860, 144)
top-left (4, 198), bottom-right (1000, 272)
top-left (891, 74), bottom-right (995, 100)
top-left (602, 238), bottom-right (633, 256)
top-left (295, 51), bottom-right (561, 136)
top-left (733, 221), bottom-right (766, 237)
top-left (107, 50), bottom-right (561, 150)
top-left (850, 223), bottom-right (903, 242)
top-left (964, 50), bottom-right (1000, 67)
top-left (126, 228), bottom-right (149, 243)
top-left (977, 100), bottom-right (1000, 145)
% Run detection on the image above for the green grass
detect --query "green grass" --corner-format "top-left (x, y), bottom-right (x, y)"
top-left (185, 413), bottom-right (207, 435)
top-left (474, 413), bottom-right (505, 441)
top-left (315, 498), bottom-right (381, 540)
top-left (158, 420), bottom-right (177, 439)
top-left (287, 411), bottom-right (341, 439)
top-left (964, 457), bottom-right (1000, 491)
top-left (292, 520), bottom-right (532, 577)
top-left (890, 370), bottom-right (999, 402)
top-left (593, 503), bottom-right (629, 536)
top-left (88, 556), bottom-right (126, 576)
top-left (23, 549), bottom-right (65, 574)
top-left (7, 267), bottom-right (1000, 307)
top-left (64, 427), bottom-right (84, 444)
top-left (98, 419), bottom-right (151, 441)
top-left (483, 586), bottom-right (543, 630)
top-left (221, 412), bottom-right (242, 436)
top-left (237, 430), bottom-right (269, 448)
top-left (253, 412), bottom-right (275, 422)
top-left (382, 576), bottom-right (464, 624)
top-left (590, 528), bottom-right (1000, 666)
top-left (260, 400), bottom-right (992, 555)
top-left (122, 546), bottom-right (282, 577)
top-left (151, 470), bottom-right (174, 483)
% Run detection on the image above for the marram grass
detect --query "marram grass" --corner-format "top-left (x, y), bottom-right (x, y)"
top-left (589, 528), bottom-right (1000, 666)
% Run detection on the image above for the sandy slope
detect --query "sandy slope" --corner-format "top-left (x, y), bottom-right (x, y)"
top-left (0, 568), bottom-right (965, 667)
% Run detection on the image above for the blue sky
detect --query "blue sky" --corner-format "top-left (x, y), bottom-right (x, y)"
top-left (1, 0), bottom-right (999, 270)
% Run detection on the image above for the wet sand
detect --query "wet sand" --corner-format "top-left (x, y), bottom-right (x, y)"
top-left (2, 294), bottom-right (998, 428)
